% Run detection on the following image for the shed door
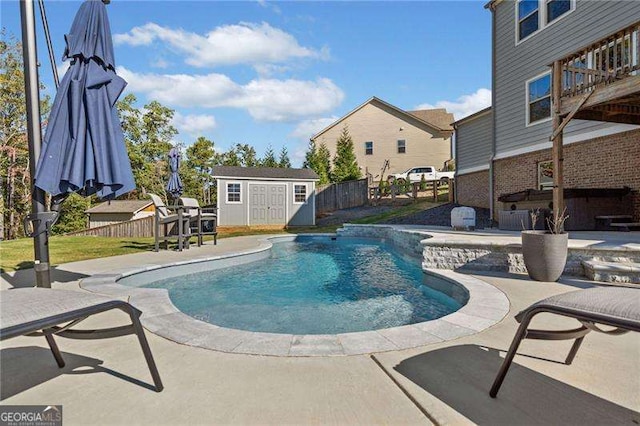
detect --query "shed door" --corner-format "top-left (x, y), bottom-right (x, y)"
top-left (250, 184), bottom-right (286, 225)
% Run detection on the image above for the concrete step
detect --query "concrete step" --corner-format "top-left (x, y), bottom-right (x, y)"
top-left (582, 259), bottom-right (640, 285)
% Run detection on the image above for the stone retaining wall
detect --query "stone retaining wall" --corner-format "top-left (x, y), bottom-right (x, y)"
top-left (338, 224), bottom-right (640, 282)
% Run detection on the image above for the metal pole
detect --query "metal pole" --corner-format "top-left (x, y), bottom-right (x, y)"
top-left (20, 0), bottom-right (51, 288)
top-left (37, 0), bottom-right (59, 89)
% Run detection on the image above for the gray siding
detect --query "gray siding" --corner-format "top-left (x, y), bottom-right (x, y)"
top-left (217, 178), bottom-right (315, 227)
top-left (494, 0), bottom-right (640, 156)
top-left (217, 179), bottom-right (249, 226)
top-left (456, 110), bottom-right (493, 173)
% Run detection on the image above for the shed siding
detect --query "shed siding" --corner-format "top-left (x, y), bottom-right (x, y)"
top-left (312, 102), bottom-right (452, 176)
top-left (456, 111), bottom-right (493, 173)
top-left (493, 0), bottom-right (640, 156)
top-left (218, 179), bottom-right (249, 226)
top-left (217, 178), bottom-right (315, 226)
top-left (89, 213), bottom-right (134, 228)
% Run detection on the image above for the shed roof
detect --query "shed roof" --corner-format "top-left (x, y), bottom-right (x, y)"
top-left (85, 199), bottom-right (153, 214)
top-left (212, 166), bottom-right (319, 181)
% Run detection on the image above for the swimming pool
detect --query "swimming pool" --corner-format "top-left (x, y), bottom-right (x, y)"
top-left (135, 236), bottom-right (468, 334)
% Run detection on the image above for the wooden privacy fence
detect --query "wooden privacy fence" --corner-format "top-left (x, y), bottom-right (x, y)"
top-left (316, 179), bottom-right (368, 214)
top-left (65, 215), bottom-right (164, 238)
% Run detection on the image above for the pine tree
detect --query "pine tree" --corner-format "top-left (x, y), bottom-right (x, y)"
top-left (303, 141), bottom-right (331, 184)
top-left (331, 126), bottom-right (361, 182)
top-left (261, 144), bottom-right (278, 168)
top-left (317, 143), bottom-right (332, 184)
top-left (278, 146), bottom-right (291, 168)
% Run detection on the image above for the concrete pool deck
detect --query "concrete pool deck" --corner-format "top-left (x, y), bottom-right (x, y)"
top-left (1, 229), bottom-right (639, 425)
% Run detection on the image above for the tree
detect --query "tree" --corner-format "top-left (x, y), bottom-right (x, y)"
top-left (303, 140), bottom-right (330, 184)
top-left (331, 126), bottom-right (360, 182)
top-left (0, 31), bottom-right (50, 239)
top-left (317, 143), bottom-right (332, 184)
top-left (51, 193), bottom-right (91, 235)
top-left (278, 146), bottom-right (291, 168)
top-left (235, 143), bottom-right (259, 167)
top-left (261, 144), bottom-right (278, 168)
top-left (116, 95), bottom-right (177, 199)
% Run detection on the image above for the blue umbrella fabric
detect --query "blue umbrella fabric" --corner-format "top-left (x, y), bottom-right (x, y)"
top-left (34, 0), bottom-right (135, 201)
top-left (166, 148), bottom-right (183, 200)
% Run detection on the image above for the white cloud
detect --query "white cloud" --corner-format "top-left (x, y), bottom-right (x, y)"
top-left (416, 88), bottom-right (491, 120)
top-left (290, 116), bottom-right (339, 139)
top-left (114, 22), bottom-right (325, 68)
top-left (172, 112), bottom-right (217, 136)
top-left (117, 67), bottom-right (344, 122)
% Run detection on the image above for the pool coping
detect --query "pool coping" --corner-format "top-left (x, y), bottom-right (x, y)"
top-left (80, 233), bottom-right (510, 357)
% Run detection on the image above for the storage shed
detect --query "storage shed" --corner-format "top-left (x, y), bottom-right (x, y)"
top-left (85, 199), bottom-right (155, 228)
top-left (212, 166), bottom-right (319, 227)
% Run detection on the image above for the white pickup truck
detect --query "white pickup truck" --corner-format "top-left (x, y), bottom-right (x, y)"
top-left (389, 166), bottom-right (455, 184)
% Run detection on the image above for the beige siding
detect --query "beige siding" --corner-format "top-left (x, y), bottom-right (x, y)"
top-left (312, 101), bottom-right (452, 177)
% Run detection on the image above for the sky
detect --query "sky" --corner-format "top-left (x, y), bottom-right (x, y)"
top-left (1, 0), bottom-right (492, 166)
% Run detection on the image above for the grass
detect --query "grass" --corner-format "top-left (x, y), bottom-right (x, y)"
top-left (0, 198), bottom-right (445, 273)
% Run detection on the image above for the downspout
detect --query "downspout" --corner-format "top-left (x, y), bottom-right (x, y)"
top-left (488, 2), bottom-right (497, 227)
top-left (452, 124), bottom-right (458, 204)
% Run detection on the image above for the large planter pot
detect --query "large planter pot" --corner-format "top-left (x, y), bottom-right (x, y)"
top-left (521, 231), bottom-right (568, 282)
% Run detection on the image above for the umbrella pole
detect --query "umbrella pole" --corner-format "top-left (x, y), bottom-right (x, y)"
top-left (20, 0), bottom-right (51, 288)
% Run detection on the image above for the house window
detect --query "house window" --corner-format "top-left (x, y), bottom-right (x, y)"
top-left (226, 182), bottom-right (241, 203)
top-left (517, 0), bottom-right (539, 40)
top-left (527, 73), bottom-right (551, 125)
top-left (545, 0), bottom-right (571, 24)
top-left (294, 184), bottom-right (307, 204)
top-left (365, 141), bottom-right (373, 155)
top-left (517, 0), bottom-right (574, 42)
top-left (538, 160), bottom-right (554, 190)
top-left (397, 140), bottom-right (406, 154)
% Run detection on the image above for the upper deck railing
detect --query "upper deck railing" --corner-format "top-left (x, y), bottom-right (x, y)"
top-left (558, 22), bottom-right (639, 99)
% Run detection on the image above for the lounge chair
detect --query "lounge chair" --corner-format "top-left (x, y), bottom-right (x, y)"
top-left (0, 287), bottom-right (163, 392)
top-left (148, 193), bottom-right (190, 251)
top-left (179, 197), bottom-right (218, 246)
top-left (490, 286), bottom-right (640, 397)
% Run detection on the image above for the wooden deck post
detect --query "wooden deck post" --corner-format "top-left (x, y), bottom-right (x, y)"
top-left (552, 60), bottom-right (564, 223)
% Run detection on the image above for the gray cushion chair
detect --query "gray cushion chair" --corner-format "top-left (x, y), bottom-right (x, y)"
top-left (148, 193), bottom-right (190, 251)
top-left (179, 197), bottom-right (218, 246)
top-left (0, 288), bottom-right (163, 392)
top-left (490, 286), bottom-right (640, 397)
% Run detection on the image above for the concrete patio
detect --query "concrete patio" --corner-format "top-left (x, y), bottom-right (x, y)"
top-left (1, 231), bottom-right (639, 425)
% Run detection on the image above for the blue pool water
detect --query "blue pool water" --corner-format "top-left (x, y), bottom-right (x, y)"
top-left (143, 237), bottom-right (467, 334)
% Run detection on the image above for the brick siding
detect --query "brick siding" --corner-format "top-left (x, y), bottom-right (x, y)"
top-left (493, 128), bottom-right (640, 221)
top-left (456, 170), bottom-right (490, 209)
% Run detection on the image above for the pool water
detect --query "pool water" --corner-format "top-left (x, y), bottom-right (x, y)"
top-left (144, 237), bottom-right (466, 334)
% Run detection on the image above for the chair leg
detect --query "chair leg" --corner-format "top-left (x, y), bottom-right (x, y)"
top-left (45, 333), bottom-right (65, 368)
top-left (154, 218), bottom-right (160, 252)
top-left (127, 308), bottom-right (164, 392)
top-left (490, 315), bottom-right (532, 398)
top-left (564, 336), bottom-right (585, 365)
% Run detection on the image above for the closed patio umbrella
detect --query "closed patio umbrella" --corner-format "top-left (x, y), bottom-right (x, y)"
top-left (34, 0), bottom-right (135, 204)
top-left (166, 147), bottom-right (183, 200)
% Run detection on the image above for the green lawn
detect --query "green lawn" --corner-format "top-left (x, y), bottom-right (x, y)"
top-left (1, 199), bottom-right (443, 273)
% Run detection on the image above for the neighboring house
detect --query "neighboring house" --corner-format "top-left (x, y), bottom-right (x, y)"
top-left (85, 200), bottom-right (155, 228)
top-left (212, 166), bottom-right (319, 227)
top-left (455, 0), bottom-right (640, 226)
top-left (310, 97), bottom-right (454, 179)
top-left (453, 107), bottom-right (493, 209)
